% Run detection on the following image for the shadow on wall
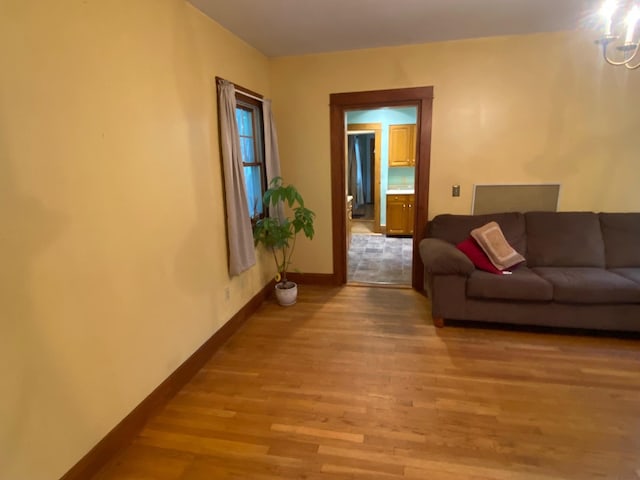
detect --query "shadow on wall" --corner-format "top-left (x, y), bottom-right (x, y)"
top-left (170, 1), bottom-right (227, 305)
top-left (0, 128), bottom-right (68, 477)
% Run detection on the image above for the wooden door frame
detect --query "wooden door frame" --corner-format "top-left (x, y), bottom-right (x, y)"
top-left (329, 87), bottom-right (434, 290)
top-left (346, 123), bottom-right (382, 233)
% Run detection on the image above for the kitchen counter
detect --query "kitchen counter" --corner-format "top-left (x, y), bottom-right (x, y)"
top-left (386, 189), bottom-right (415, 195)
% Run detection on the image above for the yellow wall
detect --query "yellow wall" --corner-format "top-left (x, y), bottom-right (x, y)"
top-left (0, 1), bottom-right (273, 478)
top-left (270, 31), bottom-right (640, 274)
top-left (3, 3), bottom-right (640, 477)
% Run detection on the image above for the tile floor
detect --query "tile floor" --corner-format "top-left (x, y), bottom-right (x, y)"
top-left (347, 233), bottom-right (413, 285)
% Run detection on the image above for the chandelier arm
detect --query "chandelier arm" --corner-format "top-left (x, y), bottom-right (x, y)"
top-left (623, 43), bottom-right (640, 69)
top-left (600, 41), bottom-right (639, 66)
top-left (595, 2), bottom-right (640, 69)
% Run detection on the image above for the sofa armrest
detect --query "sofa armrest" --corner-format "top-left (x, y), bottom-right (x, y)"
top-left (419, 238), bottom-right (474, 275)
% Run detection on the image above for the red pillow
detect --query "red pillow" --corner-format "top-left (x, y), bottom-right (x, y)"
top-left (456, 237), bottom-right (503, 275)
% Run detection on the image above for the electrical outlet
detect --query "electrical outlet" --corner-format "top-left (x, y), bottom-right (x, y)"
top-left (224, 287), bottom-right (230, 301)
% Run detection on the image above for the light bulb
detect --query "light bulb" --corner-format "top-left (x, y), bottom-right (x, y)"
top-left (625, 6), bottom-right (640, 44)
top-left (600, 0), bottom-right (617, 36)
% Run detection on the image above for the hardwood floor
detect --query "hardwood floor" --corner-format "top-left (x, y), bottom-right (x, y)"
top-left (94, 286), bottom-right (640, 480)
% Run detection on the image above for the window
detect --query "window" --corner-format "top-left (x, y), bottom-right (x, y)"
top-left (235, 94), bottom-right (266, 220)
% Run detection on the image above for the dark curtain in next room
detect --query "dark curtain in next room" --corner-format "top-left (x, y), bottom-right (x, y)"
top-left (348, 133), bottom-right (373, 210)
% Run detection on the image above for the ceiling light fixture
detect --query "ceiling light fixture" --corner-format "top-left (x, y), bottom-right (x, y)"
top-left (596, 0), bottom-right (640, 69)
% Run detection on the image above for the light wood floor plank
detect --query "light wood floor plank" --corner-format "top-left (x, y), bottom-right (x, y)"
top-left (93, 286), bottom-right (640, 479)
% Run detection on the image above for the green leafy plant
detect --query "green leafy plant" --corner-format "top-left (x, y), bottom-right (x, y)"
top-left (253, 177), bottom-right (315, 288)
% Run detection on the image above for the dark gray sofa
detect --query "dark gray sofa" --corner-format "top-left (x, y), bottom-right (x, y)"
top-left (419, 211), bottom-right (640, 331)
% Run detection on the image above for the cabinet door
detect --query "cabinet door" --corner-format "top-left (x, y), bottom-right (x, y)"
top-left (404, 195), bottom-right (415, 234)
top-left (407, 125), bottom-right (416, 166)
top-left (387, 194), bottom-right (414, 235)
top-left (386, 196), bottom-right (406, 234)
top-left (389, 124), bottom-right (417, 167)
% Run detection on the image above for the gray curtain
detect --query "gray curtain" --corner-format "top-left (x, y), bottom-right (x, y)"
top-left (357, 135), bottom-right (373, 204)
top-left (218, 80), bottom-right (256, 276)
top-left (262, 99), bottom-right (284, 220)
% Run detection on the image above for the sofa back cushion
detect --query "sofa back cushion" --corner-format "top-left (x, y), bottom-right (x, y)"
top-left (525, 212), bottom-right (605, 267)
top-left (600, 213), bottom-right (640, 267)
top-left (428, 212), bottom-right (526, 255)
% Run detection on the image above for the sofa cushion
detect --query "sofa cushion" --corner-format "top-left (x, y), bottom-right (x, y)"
top-left (600, 213), bottom-right (640, 268)
top-left (428, 212), bottom-right (526, 254)
top-left (525, 212), bottom-right (605, 268)
top-left (609, 268), bottom-right (640, 286)
top-left (471, 222), bottom-right (525, 270)
top-left (456, 237), bottom-right (502, 274)
top-left (467, 267), bottom-right (553, 301)
top-left (532, 267), bottom-right (640, 304)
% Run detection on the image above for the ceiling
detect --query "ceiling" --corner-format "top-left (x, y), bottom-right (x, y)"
top-left (189, 0), bottom-right (599, 58)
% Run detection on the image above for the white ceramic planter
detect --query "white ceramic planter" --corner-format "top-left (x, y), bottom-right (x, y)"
top-left (275, 281), bottom-right (298, 306)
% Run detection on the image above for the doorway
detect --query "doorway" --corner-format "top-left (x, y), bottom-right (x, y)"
top-left (348, 133), bottom-right (375, 221)
top-left (347, 123), bottom-right (382, 233)
top-left (329, 87), bottom-right (434, 290)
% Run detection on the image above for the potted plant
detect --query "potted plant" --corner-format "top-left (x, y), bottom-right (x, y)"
top-left (253, 177), bottom-right (315, 306)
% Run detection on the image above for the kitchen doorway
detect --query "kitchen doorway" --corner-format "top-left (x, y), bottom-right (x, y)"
top-left (346, 109), bottom-right (416, 286)
top-left (329, 87), bottom-right (434, 290)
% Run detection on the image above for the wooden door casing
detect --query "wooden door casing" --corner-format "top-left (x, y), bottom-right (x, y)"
top-left (330, 87), bottom-right (434, 291)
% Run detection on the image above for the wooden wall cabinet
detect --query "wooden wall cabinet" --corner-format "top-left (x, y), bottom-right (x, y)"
top-left (388, 124), bottom-right (416, 167)
top-left (386, 194), bottom-right (414, 235)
